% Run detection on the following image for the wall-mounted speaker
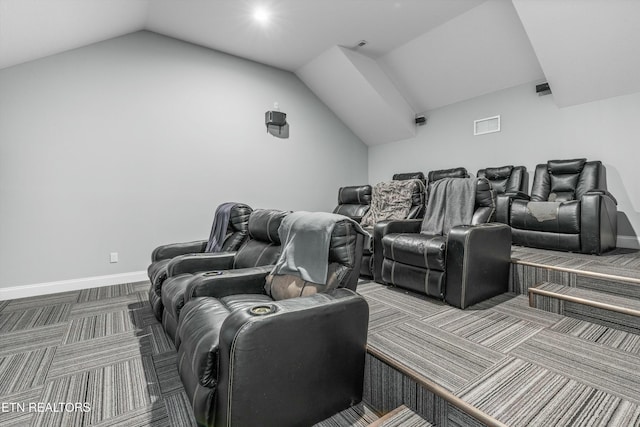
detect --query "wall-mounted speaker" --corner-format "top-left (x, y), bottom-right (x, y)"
top-left (536, 82), bottom-right (551, 95)
top-left (265, 111), bottom-right (287, 128)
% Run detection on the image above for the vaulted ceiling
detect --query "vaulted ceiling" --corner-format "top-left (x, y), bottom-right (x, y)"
top-left (1, 0), bottom-right (639, 145)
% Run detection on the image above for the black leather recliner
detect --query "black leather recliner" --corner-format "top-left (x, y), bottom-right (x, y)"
top-left (377, 178), bottom-right (512, 309)
top-left (175, 212), bottom-right (368, 427)
top-left (477, 165), bottom-right (528, 224)
top-left (361, 173), bottom-right (426, 279)
top-left (160, 209), bottom-right (287, 342)
top-left (332, 185), bottom-right (372, 223)
top-left (147, 203), bottom-right (252, 320)
top-left (509, 158), bottom-right (617, 254)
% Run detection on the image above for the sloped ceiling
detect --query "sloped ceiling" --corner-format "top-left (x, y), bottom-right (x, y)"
top-left (1, 0), bottom-right (638, 145)
top-left (513, 0), bottom-right (640, 107)
top-left (380, 0), bottom-right (544, 113)
top-left (0, 0), bottom-right (149, 70)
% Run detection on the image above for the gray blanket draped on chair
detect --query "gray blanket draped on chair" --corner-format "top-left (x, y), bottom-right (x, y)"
top-left (421, 178), bottom-right (477, 235)
top-left (271, 211), bottom-right (367, 284)
top-left (204, 202), bottom-right (238, 252)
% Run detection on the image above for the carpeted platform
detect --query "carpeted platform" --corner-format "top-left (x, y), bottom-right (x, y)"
top-left (360, 280), bottom-right (640, 426)
top-left (511, 246), bottom-right (640, 296)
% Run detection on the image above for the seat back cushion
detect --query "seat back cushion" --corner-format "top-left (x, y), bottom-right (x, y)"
top-left (233, 209), bottom-right (288, 269)
top-left (221, 204), bottom-right (253, 251)
top-left (531, 158), bottom-right (588, 202)
top-left (477, 165), bottom-right (528, 195)
top-left (333, 185), bottom-right (372, 222)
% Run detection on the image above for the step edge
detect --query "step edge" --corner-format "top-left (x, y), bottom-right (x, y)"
top-left (366, 346), bottom-right (507, 427)
top-left (529, 286), bottom-right (640, 317)
top-left (513, 259), bottom-right (640, 286)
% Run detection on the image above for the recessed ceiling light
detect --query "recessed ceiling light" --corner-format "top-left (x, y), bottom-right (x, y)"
top-left (253, 6), bottom-right (271, 24)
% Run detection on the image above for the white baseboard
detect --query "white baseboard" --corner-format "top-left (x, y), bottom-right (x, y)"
top-left (0, 271), bottom-right (148, 301)
top-left (617, 235), bottom-right (640, 250)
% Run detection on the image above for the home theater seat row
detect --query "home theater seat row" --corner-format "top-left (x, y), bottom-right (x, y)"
top-left (169, 211), bottom-right (368, 426)
top-left (161, 209), bottom-right (288, 342)
top-left (146, 157), bottom-right (618, 426)
top-left (147, 202), bottom-right (253, 320)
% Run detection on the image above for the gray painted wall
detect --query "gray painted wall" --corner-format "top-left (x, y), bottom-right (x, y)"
top-left (0, 31), bottom-right (368, 288)
top-left (369, 81), bottom-right (640, 247)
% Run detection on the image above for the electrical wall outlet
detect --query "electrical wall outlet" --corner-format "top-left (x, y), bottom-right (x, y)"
top-left (110, 252), bottom-right (118, 263)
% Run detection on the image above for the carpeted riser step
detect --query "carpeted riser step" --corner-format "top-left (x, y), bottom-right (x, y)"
top-left (363, 353), bottom-right (497, 427)
top-left (529, 283), bottom-right (640, 335)
top-left (511, 262), bottom-right (640, 299)
top-left (530, 293), bottom-right (640, 335)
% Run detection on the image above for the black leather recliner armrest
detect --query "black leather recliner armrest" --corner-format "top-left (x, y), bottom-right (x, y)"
top-left (375, 219), bottom-right (423, 236)
top-left (215, 289), bottom-right (368, 427)
top-left (580, 192), bottom-right (618, 254)
top-left (151, 239), bottom-right (208, 262)
top-left (166, 252), bottom-right (236, 277)
top-left (372, 219), bottom-right (423, 282)
top-left (444, 223), bottom-right (511, 309)
top-left (185, 266), bottom-right (273, 301)
top-left (495, 192), bottom-right (529, 224)
top-left (584, 189), bottom-right (617, 205)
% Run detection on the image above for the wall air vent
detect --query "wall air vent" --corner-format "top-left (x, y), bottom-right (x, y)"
top-left (474, 115), bottom-right (500, 136)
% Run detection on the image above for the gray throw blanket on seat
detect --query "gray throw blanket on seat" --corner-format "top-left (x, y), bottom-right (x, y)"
top-left (421, 178), bottom-right (477, 236)
top-left (271, 211), bottom-right (368, 284)
top-left (204, 202), bottom-right (237, 252)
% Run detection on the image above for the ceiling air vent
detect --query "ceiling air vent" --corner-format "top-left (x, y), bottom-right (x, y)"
top-left (474, 115), bottom-right (500, 136)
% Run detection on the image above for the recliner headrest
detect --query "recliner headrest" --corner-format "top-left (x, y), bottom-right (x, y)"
top-left (337, 185), bottom-right (372, 205)
top-left (483, 166), bottom-right (513, 180)
top-left (393, 172), bottom-right (425, 183)
top-left (428, 167), bottom-right (468, 183)
top-left (247, 209), bottom-right (288, 244)
top-left (229, 204), bottom-right (253, 232)
top-left (547, 158), bottom-right (586, 175)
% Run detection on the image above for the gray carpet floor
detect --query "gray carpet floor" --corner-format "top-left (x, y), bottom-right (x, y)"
top-left (3, 246), bottom-right (640, 427)
top-left (360, 280), bottom-right (640, 426)
top-left (0, 282), bottom-right (387, 427)
top-left (0, 282), bottom-right (196, 427)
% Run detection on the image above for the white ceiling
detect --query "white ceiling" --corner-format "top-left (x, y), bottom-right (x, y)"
top-left (513, 0), bottom-right (640, 108)
top-left (0, 0), bottom-right (149, 70)
top-left (145, 0), bottom-right (483, 71)
top-left (380, 0), bottom-right (544, 113)
top-left (1, 0), bottom-right (639, 144)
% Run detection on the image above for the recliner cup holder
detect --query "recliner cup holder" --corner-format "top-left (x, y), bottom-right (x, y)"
top-left (250, 305), bottom-right (275, 316)
top-left (203, 271), bottom-right (224, 277)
